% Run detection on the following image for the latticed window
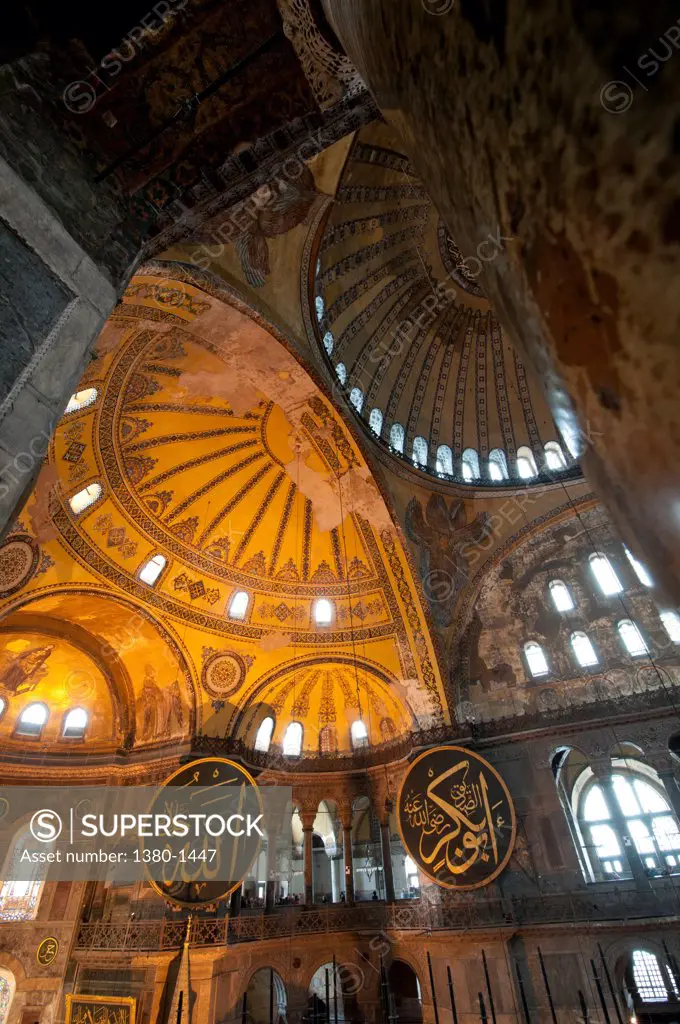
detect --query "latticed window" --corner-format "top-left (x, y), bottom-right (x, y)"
top-left (0, 830), bottom-right (46, 921)
top-left (488, 448), bottom-right (509, 481)
top-left (139, 553), bottom-right (166, 586)
top-left (517, 445), bottom-right (538, 479)
top-left (631, 950), bottom-right (679, 1002)
top-left (69, 483), bottom-right (102, 515)
top-left (65, 387), bottom-right (98, 414)
top-left (323, 331), bottom-right (334, 355)
top-left (283, 722), bottom-right (303, 756)
top-left (319, 725), bottom-right (338, 754)
top-left (389, 423), bottom-right (405, 454)
top-left (412, 436), bottom-right (428, 468)
top-left (577, 768), bottom-right (680, 879)
top-left (570, 631), bottom-right (599, 667)
top-left (335, 363), bottom-right (347, 385)
top-left (0, 973), bottom-right (13, 1024)
top-left (544, 441), bottom-right (567, 470)
top-left (436, 445), bottom-right (453, 477)
top-left (369, 408), bottom-right (383, 436)
top-left (617, 619), bottom-right (648, 657)
top-left (461, 448), bottom-right (480, 481)
top-left (349, 387), bottom-right (364, 413)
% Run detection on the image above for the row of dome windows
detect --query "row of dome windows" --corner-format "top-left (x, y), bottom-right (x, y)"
top-left (333, 366), bottom-right (570, 480)
top-left (253, 716), bottom-right (369, 755)
top-left (0, 701), bottom-right (87, 739)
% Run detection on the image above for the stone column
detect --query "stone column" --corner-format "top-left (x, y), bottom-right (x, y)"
top-left (301, 811), bottom-right (315, 907)
top-left (380, 821), bottom-right (395, 903)
top-left (343, 825), bottom-right (355, 904)
top-left (265, 836), bottom-right (278, 913)
top-left (321, 0), bottom-right (680, 604)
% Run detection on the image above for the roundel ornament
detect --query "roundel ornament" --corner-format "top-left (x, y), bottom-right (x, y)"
top-left (397, 745), bottom-right (516, 890)
top-left (147, 757), bottom-right (263, 909)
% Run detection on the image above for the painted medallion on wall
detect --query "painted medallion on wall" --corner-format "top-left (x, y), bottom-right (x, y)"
top-left (65, 995), bottom-right (135, 1024)
top-left (147, 757), bottom-right (263, 909)
top-left (397, 745), bottom-right (516, 890)
top-left (201, 651), bottom-right (247, 700)
top-left (36, 936), bottom-right (59, 966)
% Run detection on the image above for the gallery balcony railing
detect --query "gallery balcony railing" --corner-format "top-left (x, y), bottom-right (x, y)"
top-left (73, 882), bottom-right (680, 952)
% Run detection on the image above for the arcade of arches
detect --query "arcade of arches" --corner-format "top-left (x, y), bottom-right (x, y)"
top-left (0, 4), bottom-right (680, 1024)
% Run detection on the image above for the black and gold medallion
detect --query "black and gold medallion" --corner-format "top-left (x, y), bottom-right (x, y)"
top-left (397, 745), bottom-right (516, 890)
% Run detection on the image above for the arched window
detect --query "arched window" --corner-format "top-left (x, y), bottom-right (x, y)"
top-left (313, 598), bottom-right (333, 626)
top-left (544, 441), bottom-right (567, 470)
top-left (570, 631), bottom-right (599, 667)
top-left (319, 725), bottom-right (338, 753)
top-left (323, 331), bottom-right (334, 355)
top-left (315, 296), bottom-right (325, 322)
top-left (390, 423), bottom-right (405, 454)
top-left (283, 721), bottom-right (303, 756)
top-left (349, 387), bottom-right (364, 413)
top-left (335, 363), bottom-right (347, 385)
top-left (254, 716), bottom-right (274, 753)
top-left (15, 702), bottom-right (48, 738)
top-left (139, 553), bottom-right (166, 586)
top-left (435, 445), bottom-right (453, 477)
top-left (0, 970), bottom-right (15, 1024)
top-left (0, 697), bottom-right (5, 719)
top-left (369, 408), bottom-right (383, 436)
top-left (62, 707), bottom-right (88, 738)
top-left (624, 546), bottom-right (653, 587)
top-left (228, 591), bottom-right (250, 620)
top-left (69, 483), bottom-right (102, 515)
top-left (412, 436), bottom-right (428, 468)
top-left (661, 610), bottom-right (680, 643)
top-left (488, 448), bottom-right (509, 481)
top-left (524, 641), bottom-right (549, 677)
top-left (461, 448), bottom-right (480, 481)
top-left (516, 446), bottom-right (538, 479)
top-left (630, 950), bottom-right (679, 1002)
top-left (351, 719), bottom-right (368, 749)
top-left (576, 765), bottom-right (680, 879)
top-left (589, 553), bottom-right (623, 596)
top-left (549, 579), bottom-right (575, 612)
top-left (617, 619), bottom-right (648, 657)
top-left (65, 387), bottom-right (98, 415)
top-left (0, 828), bottom-right (46, 921)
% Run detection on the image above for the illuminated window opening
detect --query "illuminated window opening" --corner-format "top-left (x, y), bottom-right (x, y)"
top-left (549, 579), bottom-right (575, 612)
top-left (254, 717), bottom-right (274, 753)
top-left (461, 448), bottom-right (480, 481)
top-left (524, 641), bottom-right (549, 677)
top-left (570, 631), bottom-right (599, 667)
top-left (436, 445), bottom-right (453, 477)
top-left (390, 423), bottom-right (405, 454)
top-left (314, 599), bottom-right (333, 626)
top-left (65, 387), bottom-right (98, 415)
top-left (488, 449), bottom-right (509, 481)
top-left (228, 591), bottom-right (250, 621)
top-left (335, 363), bottom-right (346, 385)
top-left (412, 436), bottom-right (428, 468)
top-left (369, 408), bottom-right (383, 436)
top-left (62, 707), bottom-right (88, 739)
top-left (139, 553), bottom-right (166, 586)
top-left (323, 331), bottom-right (334, 355)
top-left (351, 719), bottom-right (368, 748)
top-left (69, 483), bottom-right (102, 515)
top-left (589, 553), bottom-right (623, 596)
top-left (283, 721), bottom-right (303, 756)
top-left (517, 446), bottom-right (538, 479)
top-left (544, 441), bottom-right (567, 470)
top-left (661, 610), bottom-right (680, 643)
top-left (16, 703), bottom-right (48, 738)
top-left (349, 387), bottom-right (364, 413)
top-left (617, 619), bottom-right (648, 657)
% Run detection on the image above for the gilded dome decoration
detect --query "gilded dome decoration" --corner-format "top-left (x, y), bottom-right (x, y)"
top-left (0, 271), bottom-right (445, 759)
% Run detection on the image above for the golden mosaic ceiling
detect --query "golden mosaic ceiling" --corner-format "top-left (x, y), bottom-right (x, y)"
top-left (311, 123), bottom-right (579, 484)
top-left (0, 272), bottom-right (445, 757)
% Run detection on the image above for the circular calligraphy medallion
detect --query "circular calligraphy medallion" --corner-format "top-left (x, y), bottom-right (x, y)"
top-left (36, 936), bottom-right (59, 966)
top-left (147, 757), bottom-right (263, 909)
top-left (0, 538), bottom-right (38, 596)
top-left (202, 653), bottom-right (245, 699)
top-left (397, 745), bottom-right (516, 891)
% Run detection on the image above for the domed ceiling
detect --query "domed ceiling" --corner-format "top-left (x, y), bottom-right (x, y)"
top-left (0, 272), bottom-right (445, 759)
top-left (310, 123), bottom-right (580, 486)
